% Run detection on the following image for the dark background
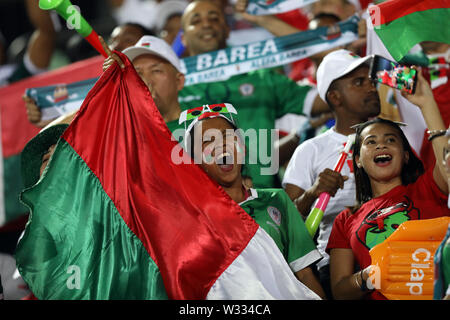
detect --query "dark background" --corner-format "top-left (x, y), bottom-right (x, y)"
top-left (0, 0), bottom-right (117, 64)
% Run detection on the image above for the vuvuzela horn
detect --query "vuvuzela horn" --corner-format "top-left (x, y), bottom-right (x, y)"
top-left (39, 0), bottom-right (108, 57)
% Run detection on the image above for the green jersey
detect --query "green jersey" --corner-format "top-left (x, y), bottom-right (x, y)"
top-left (239, 188), bottom-right (322, 272)
top-left (434, 225), bottom-right (450, 299)
top-left (179, 69), bottom-right (316, 188)
top-left (443, 238), bottom-right (450, 296)
top-left (166, 118), bottom-right (185, 145)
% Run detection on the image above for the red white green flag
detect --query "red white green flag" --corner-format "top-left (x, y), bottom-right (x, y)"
top-left (369, 0), bottom-right (450, 62)
top-left (14, 52), bottom-right (319, 300)
top-left (0, 55), bottom-right (104, 227)
top-left (366, 0), bottom-right (450, 155)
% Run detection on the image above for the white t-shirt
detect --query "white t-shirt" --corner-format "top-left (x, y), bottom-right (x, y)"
top-left (282, 127), bottom-right (357, 269)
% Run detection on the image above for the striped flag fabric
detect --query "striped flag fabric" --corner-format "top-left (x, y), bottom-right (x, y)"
top-left (0, 55), bottom-right (103, 227)
top-left (366, 0), bottom-right (450, 156)
top-left (15, 52), bottom-right (319, 300)
top-left (0, 18), bottom-right (360, 229)
top-left (366, 5), bottom-right (426, 155)
top-left (369, 0), bottom-right (450, 62)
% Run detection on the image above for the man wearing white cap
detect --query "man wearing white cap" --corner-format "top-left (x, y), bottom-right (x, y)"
top-left (282, 49), bottom-right (381, 299)
top-left (102, 35), bottom-right (185, 134)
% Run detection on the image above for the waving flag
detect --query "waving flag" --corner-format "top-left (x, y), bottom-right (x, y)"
top-left (366, 1), bottom-right (450, 158)
top-left (2, 16), bottom-right (359, 227)
top-left (369, 0), bottom-right (450, 62)
top-left (0, 55), bottom-right (103, 227)
top-left (15, 52), bottom-right (319, 300)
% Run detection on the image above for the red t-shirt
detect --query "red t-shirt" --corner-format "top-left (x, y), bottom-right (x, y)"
top-left (326, 167), bottom-right (450, 299)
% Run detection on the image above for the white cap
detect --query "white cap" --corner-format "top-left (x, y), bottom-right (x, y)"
top-left (122, 35), bottom-right (184, 73)
top-left (316, 49), bottom-right (373, 101)
top-left (154, 0), bottom-right (188, 32)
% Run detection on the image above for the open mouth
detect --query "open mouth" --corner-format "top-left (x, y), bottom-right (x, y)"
top-left (200, 32), bottom-right (217, 41)
top-left (216, 152), bottom-right (234, 165)
top-left (215, 152), bottom-right (234, 172)
top-left (373, 153), bottom-right (392, 166)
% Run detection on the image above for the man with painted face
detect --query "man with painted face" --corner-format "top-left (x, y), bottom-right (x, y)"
top-left (178, 0), bottom-right (330, 189)
top-left (282, 49), bottom-right (381, 299)
top-left (181, 104), bottom-right (325, 299)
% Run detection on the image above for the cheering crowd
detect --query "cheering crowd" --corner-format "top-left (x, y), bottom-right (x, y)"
top-left (0, 0), bottom-right (449, 301)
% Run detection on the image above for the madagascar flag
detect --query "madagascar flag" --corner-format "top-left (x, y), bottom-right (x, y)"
top-left (0, 55), bottom-right (103, 227)
top-left (15, 52), bottom-right (318, 300)
top-left (370, 0), bottom-right (450, 61)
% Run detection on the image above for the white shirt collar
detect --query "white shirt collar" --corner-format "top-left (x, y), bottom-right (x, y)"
top-left (238, 188), bottom-right (258, 205)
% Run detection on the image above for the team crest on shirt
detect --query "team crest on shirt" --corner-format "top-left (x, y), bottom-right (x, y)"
top-left (355, 196), bottom-right (420, 250)
top-left (239, 83), bottom-right (254, 96)
top-left (267, 206), bottom-right (281, 226)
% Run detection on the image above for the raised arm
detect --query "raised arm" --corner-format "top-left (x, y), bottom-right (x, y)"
top-left (235, 0), bottom-right (301, 37)
top-left (401, 69), bottom-right (448, 194)
top-left (25, 0), bottom-right (56, 70)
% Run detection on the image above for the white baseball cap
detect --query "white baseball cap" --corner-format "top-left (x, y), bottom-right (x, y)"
top-left (316, 49), bottom-right (373, 102)
top-left (154, 0), bottom-right (188, 32)
top-left (122, 35), bottom-right (184, 73)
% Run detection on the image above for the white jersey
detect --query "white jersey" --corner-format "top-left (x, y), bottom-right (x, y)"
top-left (282, 127), bottom-right (357, 269)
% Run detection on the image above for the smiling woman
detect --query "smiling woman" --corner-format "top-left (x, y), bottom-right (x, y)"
top-left (353, 118), bottom-right (424, 204)
top-left (192, 116), bottom-right (244, 192)
top-left (326, 70), bottom-right (450, 300)
top-left (180, 104), bottom-right (326, 299)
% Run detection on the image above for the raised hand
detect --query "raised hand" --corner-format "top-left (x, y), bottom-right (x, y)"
top-left (99, 35), bottom-right (125, 72)
top-left (400, 68), bottom-right (434, 109)
top-left (23, 95), bottom-right (42, 124)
